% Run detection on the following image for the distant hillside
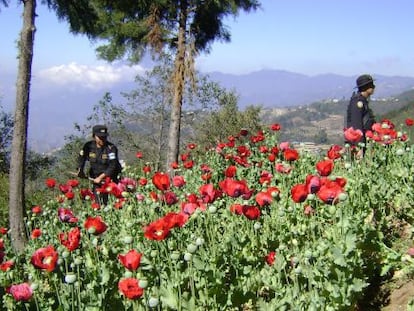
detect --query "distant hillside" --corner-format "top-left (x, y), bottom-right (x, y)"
top-left (260, 89), bottom-right (414, 145)
top-left (208, 70), bottom-right (414, 108)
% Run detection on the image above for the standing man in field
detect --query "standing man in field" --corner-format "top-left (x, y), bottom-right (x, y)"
top-left (77, 125), bottom-right (122, 205)
top-left (345, 74), bottom-right (376, 157)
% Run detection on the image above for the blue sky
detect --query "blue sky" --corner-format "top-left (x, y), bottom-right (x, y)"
top-left (1, 0), bottom-right (414, 92)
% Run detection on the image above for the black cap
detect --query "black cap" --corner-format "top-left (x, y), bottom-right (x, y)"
top-left (356, 74), bottom-right (375, 89)
top-left (92, 125), bottom-right (108, 137)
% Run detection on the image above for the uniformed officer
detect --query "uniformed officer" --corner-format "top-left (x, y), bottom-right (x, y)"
top-left (345, 74), bottom-right (376, 153)
top-left (77, 125), bottom-right (122, 205)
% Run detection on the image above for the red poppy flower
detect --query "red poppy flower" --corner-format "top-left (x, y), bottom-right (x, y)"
top-left (170, 162), bottom-right (179, 169)
top-left (183, 160), bottom-right (194, 169)
top-left (66, 179), bottom-right (79, 187)
top-left (283, 148), bottom-right (299, 161)
top-left (172, 175), bottom-right (186, 188)
top-left (242, 205), bottom-right (261, 220)
top-left (138, 178), bottom-right (147, 186)
top-left (316, 159), bottom-right (334, 177)
top-left (251, 130), bottom-right (265, 143)
top-left (181, 202), bottom-right (199, 215)
top-left (0, 227), bottom-right (7, 235)
top-left (58, 208), bottom-right (78, 223)
top-left (114, 199), bottom-right (126, 209)
top-left (31, 228), bottom-right (42, 239)
top-left (119, 178), bottom-right (137, 192)
top-left (45, 178), bottom-right (56, 188)
top-left (8, 283), bottom-right (33, 302)
top-left (329, 176), bottom-right (347, 188)
top-left (143, 166), bottom-right (151, 174)
top-left (405, 118), bottom-right (414, 126)
top-left (31, 245), bottom-right (58, 272)
top-left (152, 172), bottom-right (170, 191)
top-left (237, 145), bottom-right (251, 157)
top-left (344, 127), bottom-right (363, 143)
top-left (317, 180), bottom-right (344, 205)
top-left (255, 191), bottom-right (273, 207)
top-left (305, 175), bottom-right (321, 194)
top-left (143, 219), bottom-right (171, 241)
top-left (327, 145), bottom-right (343, 160)
top-left (186, 193), bottom-right (199, 203)
top-left (259, 171), bottom-right (273, 185)
top-left (275, 163), bottom-right (291, 174)
top-left (239, 128), bottom-right (249, 136)
top-left (259, 145), bottom-right (268, 154)
top-left (0, 260), bottom-right (14, 271)
top-left (91, 202), bottom-right (101, 210)
top-left (162, 191), bottom-right (178, 206)
top-left (118, 278), bottom-right (144, 300)
top-left (164, 212), bottom-right (189, 228)
top-left (118, 250), bottom-right (142, 271)
top-left (199, 184), bottom-right (220, 204)
top-left (31, 205), bottom-right (42, 214)
top-left (149, 191), bottom-right (159, 202)
top-left (290, 184), bottom-right (308, 203)
top-left (266, 186), bottom-right (280, 198)
top-left (136, 151), bottom-right (143, 158)
top-left (80, 188), bottom-right (96, 201)
top-left (265, 251), bottom-right (276, 265)
top-left (270, 123), bottom-right (281, 131)
top-left (230, 203), bottom-right (244, 215)
top-left (279, 141), bottom-right (290, 151)
top-left (224, 165), bottom-right (237, 178)
top-left (219, 178), bottom-right (252, 199)
top-left (59, 227), bottom-right (81, 251)
top-left (65, 191), bottom-right (75, 200)
top-left (59, 184), bottom-right (72, 194)
top-left (181, 153), bottom-right (190, 161)
top-left (201, 173), bottom-right (212, 181)
top-left (187, 143), bottom-right (197, 150)
top-left (84, 216), bottom-right (107, 235)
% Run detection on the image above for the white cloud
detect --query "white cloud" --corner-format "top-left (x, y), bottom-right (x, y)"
top-left (36, 62), bottom-right (146, 90)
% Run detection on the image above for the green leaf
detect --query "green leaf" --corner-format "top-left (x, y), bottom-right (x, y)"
top-left (332, 247), bottom-right (346, 267)
top-left (160, 286), bottom-right (178, 309)
top-left (100, 266), bottom-right (110, 285)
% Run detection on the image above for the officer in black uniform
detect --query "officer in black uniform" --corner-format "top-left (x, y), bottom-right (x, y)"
top-left (345, 74), bottom-right (376, 156)
top-left (77, 125), bottom-right (122, 205)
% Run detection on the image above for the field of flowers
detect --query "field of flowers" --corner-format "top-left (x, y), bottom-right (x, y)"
top-left (1, 120), bottom-right (414, 310)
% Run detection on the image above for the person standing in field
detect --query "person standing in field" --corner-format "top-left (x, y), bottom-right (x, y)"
top-left (77, 125), bottom-right (122, 205)
top-left (345, 74), bottom-right (376, 156)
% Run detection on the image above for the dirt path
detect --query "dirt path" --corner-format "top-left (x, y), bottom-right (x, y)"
top-left (382, 281), bottom-right (414, 311)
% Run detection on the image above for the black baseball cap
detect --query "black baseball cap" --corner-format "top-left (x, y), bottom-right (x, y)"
top-left (92, 125), bottom-right (108, 137)
top-left (356, 74), bottom-right (375, 89)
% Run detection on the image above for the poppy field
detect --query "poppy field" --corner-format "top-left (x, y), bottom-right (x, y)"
top-left (1, 121), bottom-right (414, 310)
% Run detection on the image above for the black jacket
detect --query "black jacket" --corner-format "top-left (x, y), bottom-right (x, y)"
top-left (346, 92), bottom-right (376, 142)
top-left (77, 141), bottom-right (121, 182)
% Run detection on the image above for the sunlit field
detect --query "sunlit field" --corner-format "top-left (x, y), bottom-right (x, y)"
top-left (2, 120), bottom-right (414, 310)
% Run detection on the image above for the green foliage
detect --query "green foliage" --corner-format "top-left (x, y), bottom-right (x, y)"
top-left (193, 92), bottom-right (262, 149)
top-left (0, 173), bottom-right (8, 227)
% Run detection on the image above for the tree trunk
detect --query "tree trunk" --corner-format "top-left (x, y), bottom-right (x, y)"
top-left (9, 0), bottom-right (36, 253)
top-left (166, 3), bottom-right (187, 172)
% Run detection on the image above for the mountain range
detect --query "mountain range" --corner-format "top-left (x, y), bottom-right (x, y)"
top-left (1, 69), bottom-right (414, 153)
